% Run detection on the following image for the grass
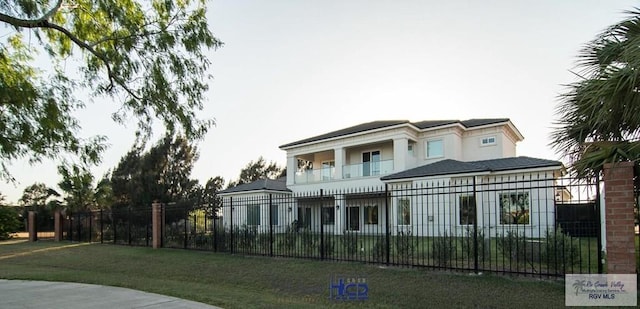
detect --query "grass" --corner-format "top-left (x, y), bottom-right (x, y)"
top-left (0, 240), bottom-right (569, 308)
top-left (182, 230), bottom-right (601, 275)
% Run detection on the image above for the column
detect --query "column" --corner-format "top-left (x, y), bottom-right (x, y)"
top-left (152, 202), bottom-right (163, 249)
top-left (334, 147), bottom-right (345, 180)
top-left (393, 138), bottom-right (408, 172)
top-left (603, 162), bottom-right (636, 274)
top-left (28, 211), bottom-right (37, 242)
top-left (286, 155), bottom-right (296, 185)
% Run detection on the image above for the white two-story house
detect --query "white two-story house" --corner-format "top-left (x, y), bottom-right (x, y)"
top-left (220, 119), bottom-right (563, 237)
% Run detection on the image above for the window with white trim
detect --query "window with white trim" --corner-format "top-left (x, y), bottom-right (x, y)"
top-left (426, 139), bottom-right (443, 158)
top-left (247, 204), bottom-right (260, 226)
top-left (397, 199), bottom-right (411, 225)
top-left (499, 192), bottom-right (530, 225)
top-left (481, 136), bottom-right (496, 146)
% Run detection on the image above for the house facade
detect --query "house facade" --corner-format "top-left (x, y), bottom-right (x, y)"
top-left (220, 119), bottom-right (563, 237)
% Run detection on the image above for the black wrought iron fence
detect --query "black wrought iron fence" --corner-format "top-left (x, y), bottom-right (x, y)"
top-left (61, 173), bottom-right (602, 277)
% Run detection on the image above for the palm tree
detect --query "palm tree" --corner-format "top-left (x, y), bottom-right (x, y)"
top-left (552, 8), bottom-right (640, 178)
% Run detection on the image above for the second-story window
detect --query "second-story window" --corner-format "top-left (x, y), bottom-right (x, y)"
top-left (426, 139), bottom-right (443, 158)
top-left (481, 136), bottom-right (496, 146)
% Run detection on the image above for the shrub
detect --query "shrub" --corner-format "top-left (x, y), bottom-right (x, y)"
top-left (320, 235), bottom-right (334, 257)
top-left (432, 231), bottom-right (456, 267)
top-left (460, 227), bottom-right (488, 261)
top-left (395, 230), bottom-right (414, 263)
top-left (235, 225), bottom-right (257, 252)
top-left (542, 227), bottom-right (580, 273)
top-left (299, 229), bottom-right (317, 256)
top-left (372, 237), bottom-right (388, 263)
top-left (342, 232), bottom-right (359, 257)
top-left (497, 230), bottom-right (528, 262)
top-left (277, 224), bottom-right (297, 252)
top-left (257, 232), bottom-right (272, 252)
top-left (0, 206), bottom-right (21, 240)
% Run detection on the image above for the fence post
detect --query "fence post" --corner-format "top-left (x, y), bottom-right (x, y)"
top-left (472, 177), bottom-right (479, 274)
top-left (213, 209), bottom-right (218, 252)
top-left (100, 209), bottom-right (104, 244)
top-left (603, 162), bottom-right (637, 274)
top-left (54, 210), bottom-right (63, 241)
top-left (320, 189), bottom-right (325, 260)
top-left (152, 201), bottom-right (162, 249)
top-left (127, 207), bottom-right (132, 245)
top-left (269, 194), bottom-right (274, 257)
top-left (595, 173), bottom-right (603, 274)
top-left (385, 184), bottom-right (390, 265)
top-left (183, 208), bottom-right (188, 249)
top-left (230, 197), bottom-right (234, 254)
top-left (28, 211), bottom-right (37, 242)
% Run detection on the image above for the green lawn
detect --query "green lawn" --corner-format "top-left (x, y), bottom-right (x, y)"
top-left (0, 240), bottom-right (570, 308)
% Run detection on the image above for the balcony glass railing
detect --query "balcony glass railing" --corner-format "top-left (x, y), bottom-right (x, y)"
top-left (342, 159), bottom-right (394, 179)
top-left (294, 160), bottom-right (394, 183)
top-left (295, 167), bottom-right (335, 184)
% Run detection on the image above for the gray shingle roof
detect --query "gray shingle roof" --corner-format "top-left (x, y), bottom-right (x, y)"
top-left (279, 120), bottom-right (409, 148)
top-left (381, 156), bottom-right (562, 181)
top-left (219, 177), bottom-right (290, 194)
top-left (280, 119), bottom-right (511, 148)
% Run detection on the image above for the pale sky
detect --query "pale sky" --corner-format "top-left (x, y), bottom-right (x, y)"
top-left (1, 0), bottom-right (637, 203)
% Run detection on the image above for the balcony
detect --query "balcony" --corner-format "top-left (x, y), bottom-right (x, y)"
top-left (343, 159), bottom-right (394, 179)
top-left (295, 167), bottom-right (335, 184)
top-left (293, 160), bottom-right (395, 184)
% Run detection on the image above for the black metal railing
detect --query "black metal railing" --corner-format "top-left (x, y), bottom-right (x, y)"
top-left (62, 173), bottom-right (603, 277)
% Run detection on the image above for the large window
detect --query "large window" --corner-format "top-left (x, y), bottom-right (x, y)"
top-left (322, 207), bottom-right (335, 225)
top-left (270, 204), bottom-right (278, 225)
top-left (365, 205), bottom-right (378, 224)
top-left (247, 204), bottom-right (260, 226)
top-left (397, 199), bottom-right (411, 225)
top-left (499, 192), bottom-right (530, 225)
top-left (459, 195), bottom-right (476, 225)
top-left (426, 139), bottom-right (443, 158)
top-left (362, 151), bottom-right (381, 176)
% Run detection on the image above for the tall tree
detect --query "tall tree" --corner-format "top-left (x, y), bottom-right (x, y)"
top-left (552, 9), bottom-right (640, 178)
top-left (201, 176), bottom-right (224, 216)
top-left (228, 156), bottom-right (285, 188)
top-left (0, 0), bottom-right (222, 180)
top-left (110, 135), bottom-right (199, 208)
top-left (57, 163), bottom-right (99, 211)
top-left (19, 182), bottom-right (60, 209)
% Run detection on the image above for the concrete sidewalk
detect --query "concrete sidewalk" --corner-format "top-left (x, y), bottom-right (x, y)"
top-left (0, 279), bottom-right (221, 309)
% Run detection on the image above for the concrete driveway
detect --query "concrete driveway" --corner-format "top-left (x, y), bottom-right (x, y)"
top-left (0, 279), bottom-right (221, 309)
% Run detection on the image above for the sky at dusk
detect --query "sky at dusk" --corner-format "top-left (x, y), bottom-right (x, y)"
top-left (0, 0), bottom-right (637, 203)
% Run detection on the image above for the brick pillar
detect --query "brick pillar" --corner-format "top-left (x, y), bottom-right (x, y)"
top-left (54, 210), bottom-right (64, 241)
top-left (28, 211), bottom-right (37, 242)
top-left (152, 202), bottom-right (163, 249)
top-left (603, 162), bottom-right (637, 274)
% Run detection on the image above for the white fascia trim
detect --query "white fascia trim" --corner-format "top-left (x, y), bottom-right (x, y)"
top-left (280, 123), bottom-right (419, 150)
